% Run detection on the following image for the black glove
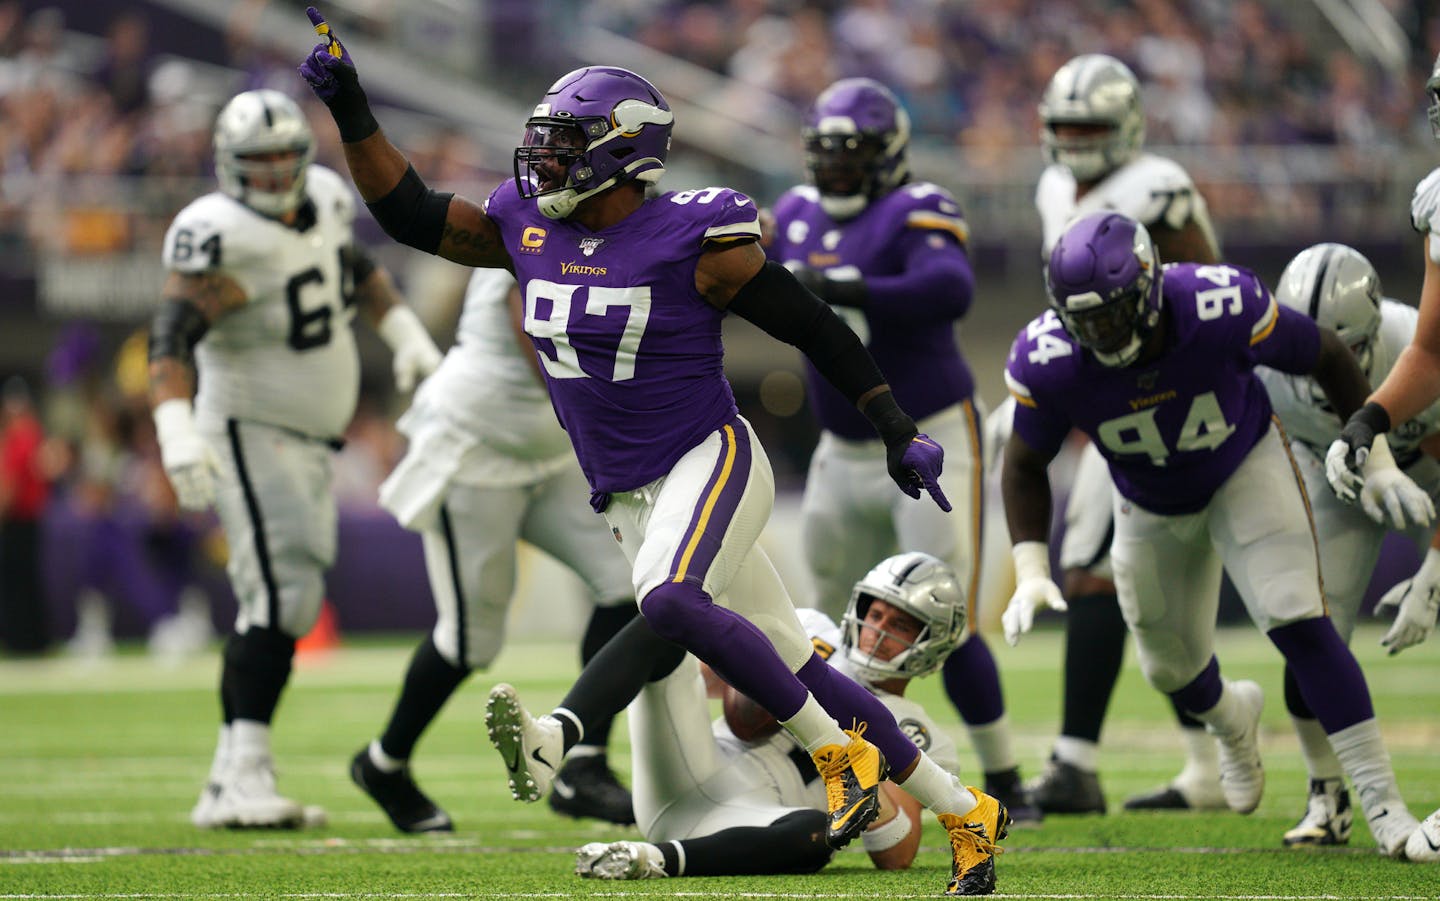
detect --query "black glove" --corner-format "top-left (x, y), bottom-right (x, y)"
top-left (788, 264), bottom-right (868, 309)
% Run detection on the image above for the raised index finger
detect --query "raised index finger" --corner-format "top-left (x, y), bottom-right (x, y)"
top-left (307, 6), bottom-right (344, 58)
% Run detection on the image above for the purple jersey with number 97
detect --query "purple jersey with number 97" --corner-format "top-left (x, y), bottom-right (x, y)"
top-left (1005, 263), bottom-right (1322, 514)
top-left (485, 182), bottom-right (762, 493)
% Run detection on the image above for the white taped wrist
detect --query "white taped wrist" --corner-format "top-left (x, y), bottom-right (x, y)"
top-left (1012, 541), bottom-right (1051, 584)
top-left (377, 305), bottom-right (430, 351)
top-left (861, 809), bottom-right (914, 853)
top-left (153, 397), bottom-right (197, 443)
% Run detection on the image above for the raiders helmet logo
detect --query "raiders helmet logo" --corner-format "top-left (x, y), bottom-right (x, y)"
top-left (898, 717), bottom-right (932, 751)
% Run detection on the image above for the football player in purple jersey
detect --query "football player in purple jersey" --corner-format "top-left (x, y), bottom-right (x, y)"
top-left (1024, 53), bottom-right (1227, 815)
top-left (765, 77), bottom-right (1037, 822)
top-left (298, 8), bottom-right (1008, 893)
top-left (1002, 210), bottom-right (1431, 858)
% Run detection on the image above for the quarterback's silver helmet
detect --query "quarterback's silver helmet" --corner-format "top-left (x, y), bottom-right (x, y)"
top-left (842, 552), bottom-right (966, 684)
top-left (1039, 54), bottom-right (1145, 183)
top-left (1275, 243), bottom-right (1382, 376)
top-left (214, 89), bottom-right (315, 217)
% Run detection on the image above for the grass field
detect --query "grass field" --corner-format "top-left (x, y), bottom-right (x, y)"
top-left (2, 622), bottom-right (1438, 899)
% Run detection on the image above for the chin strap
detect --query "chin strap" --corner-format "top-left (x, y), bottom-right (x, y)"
top-left (539, 177), bottom-right (621, 219)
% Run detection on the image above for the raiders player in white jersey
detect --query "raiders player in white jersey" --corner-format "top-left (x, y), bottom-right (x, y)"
top-left (571, 552), bottom-right (965, 880)
top-left (148, 89), bottom-right (442, 829)
top-left (1017, 53), bottom-right (1227, 815)
top-left (1259, 243), bottom-right (1440, 851)
top-left (350, 268), bottom-right (638, 832)
top-left (1327, 59), bottom-right (1440, 858)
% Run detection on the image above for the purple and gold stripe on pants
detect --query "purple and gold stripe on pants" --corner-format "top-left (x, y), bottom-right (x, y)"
top-left (670, 418), bottom-right (752, 585)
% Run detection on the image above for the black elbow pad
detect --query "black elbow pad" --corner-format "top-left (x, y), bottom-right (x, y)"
top-left (365, 166), bottom-right (453, 255)
top-left (148, 298), bottom-right (210, 365)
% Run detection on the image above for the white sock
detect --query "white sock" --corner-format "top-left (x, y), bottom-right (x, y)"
top-left (1176, 725), bottom-right (1220, 782)
top-left (229, 719), bottom-right (272, 760)
top-left (967, 715), bottom-right (1017, 773)
top-left (896, 752), bottom-right (977, 816)
top-left (1328, 720), bottom-right (1412, 828)
top-left (781, 696), bottom-right (847, 753)
top-left (207, 724), bottom-right (232, 783)
top-left (567, 744), bottom-right (603, 760)
top-left (1291, 715), bottom-right (1342, 781)
top-left (368, 739), bottom-right (404, 774)
top-left (1053, 735), bottom-right (1099, 772)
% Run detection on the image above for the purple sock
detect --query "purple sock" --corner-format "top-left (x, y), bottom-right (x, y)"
top-left (1169, 655), bottom-right (1222, 715)
top-left (1268, 618), bottom-right (1373, 732)
top-left (640, 580), bottom-right (808, 720)
top-left (941, 633), bottom-right (1005, 725)
top-left (796, 654), bottom-right (921, 772)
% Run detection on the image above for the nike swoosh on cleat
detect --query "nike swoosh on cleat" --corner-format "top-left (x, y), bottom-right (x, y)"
top-left (531, 747), bottom-right (553, 770)
top-left (504, 747), bottom-right (521, 775)
top-left (1424, 832), bottom-right (1440, 852)
top-left (831, 798), bottom-right (870, 832)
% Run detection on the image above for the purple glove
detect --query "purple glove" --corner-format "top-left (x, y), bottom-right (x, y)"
top-left (888, 433), bottom-right (951, 512)
top-left (298, 7), bottom-right (377, 142)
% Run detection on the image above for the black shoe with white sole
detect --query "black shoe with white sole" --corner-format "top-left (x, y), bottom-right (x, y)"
top-left (349, 748), bottom-right (453, 833)
top-left (547, 755), bottom-right (636, 826)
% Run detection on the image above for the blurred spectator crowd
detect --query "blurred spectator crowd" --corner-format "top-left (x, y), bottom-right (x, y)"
top-left (591, 0), bottom-right (1435, 157)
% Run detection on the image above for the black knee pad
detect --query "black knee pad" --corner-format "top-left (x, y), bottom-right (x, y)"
top-left (767, 809), bottom-right (833, 873)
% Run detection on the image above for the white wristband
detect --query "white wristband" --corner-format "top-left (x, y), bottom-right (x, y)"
top-left (153, 397), bottom-right (196, 443)
top-left (376, 305), bottom-right (431, 351)
top-left (1011, 540), bottom-right (1052, 584)
top-left (861, 809), bottom-right (914, 853)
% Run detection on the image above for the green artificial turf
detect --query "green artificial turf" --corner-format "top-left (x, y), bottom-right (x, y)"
top-left (1, 622), bottom-right (1436, 898)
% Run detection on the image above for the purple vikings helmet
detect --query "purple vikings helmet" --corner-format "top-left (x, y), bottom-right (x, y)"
top-left (803, 78), bottom-right (912, 221)
top-left (1046, 211), bottom-right (1163, 368)
top-left (514, 66), bottom-right (674, 220)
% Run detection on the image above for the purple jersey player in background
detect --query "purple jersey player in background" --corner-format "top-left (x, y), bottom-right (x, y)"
top-left (1000, 210), bottom-right (1431, 858)
top-left (766, 77), bottom-right (1037, 823)
top-left (299, 8), bottom-right (1009, 895)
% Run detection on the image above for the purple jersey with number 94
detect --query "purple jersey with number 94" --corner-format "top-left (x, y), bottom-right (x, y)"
top-left (485, 182), bottom-right (762, 493)
top-left (1005, 263), bottom-right (1321, 514)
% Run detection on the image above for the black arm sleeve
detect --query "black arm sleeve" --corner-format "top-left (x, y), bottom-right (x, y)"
top-left (147, 298), bottom-right (210, 366)
top-left (728, 261), bottom-right (917, 446)
top-left (365, 165), bottom-right (453, 255)
top-left (729, 260), bottom-right (883, 404)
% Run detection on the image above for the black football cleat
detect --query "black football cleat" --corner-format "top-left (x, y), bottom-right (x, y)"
top-left (547, 754), bottom-right (636, 826)
top-left (984, 766), bottom-right (1044, 823)
top-left (1024, 755), bottom-right (1106, 815)
top-left (349, 748), bottom-right (453, 833)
